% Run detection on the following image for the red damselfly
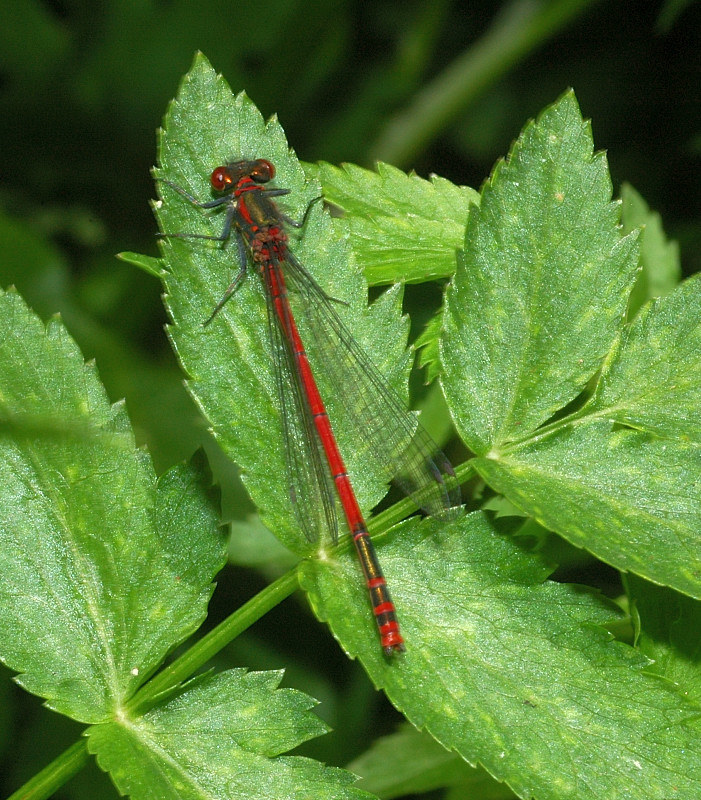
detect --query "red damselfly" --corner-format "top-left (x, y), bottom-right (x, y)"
top-left (160, 159), bottom-right (460, 655)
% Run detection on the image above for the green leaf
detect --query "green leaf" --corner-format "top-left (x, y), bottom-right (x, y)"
top-left (627, 575), bottom-right (701, 704)
top-left (435, 90), bottom-right (701, 612)
top-left (314, 160), bottom-right (478, 284)
top-left (475, 421), bottom-right (701, 599)
top-left (347, 723), bottom-right (505, 799)
top-left (442, 90), bottom-right (640, 454)
top-left (621, 182), bottom-right (681, 316)
top-left (0, 288), bottom-right (225, 723)
top-left (302, 512), bottom-right (701, 800)
top-left (414, 308), bottom-right (444, 384)
top-left (117, 250), bottom-right (163, 278)
top-left (87, 668), bottom-right (372, 800)
top-left (227, 513), bottom-right (299, 569)
top-left (155, 54), bottom-right (412, 554)
top-left (587, 271), bottom-right (701, 441)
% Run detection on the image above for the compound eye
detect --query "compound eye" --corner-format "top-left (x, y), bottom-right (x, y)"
top-left (210, 167), bottom-right (232, 191)
top-left (251, 159), bottom-right (275, 183)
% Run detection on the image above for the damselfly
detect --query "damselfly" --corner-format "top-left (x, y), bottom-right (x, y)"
top-left (160, 159), bottom-right (460, 654)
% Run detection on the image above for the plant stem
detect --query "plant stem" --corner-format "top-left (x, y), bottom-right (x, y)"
top-left (126, 569), bottom-right (300, 715)
top-left (5, 571), bottom-right (301, 799)
top-left (6, 741), bottom-right (89, 800)
top-left (372, 0), bottom-right (600, 166)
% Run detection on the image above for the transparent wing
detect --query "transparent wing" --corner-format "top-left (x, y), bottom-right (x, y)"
top-left (281, 251), bottom-right (460, 517)
top-left (261, 257), bottom-right (339, 544)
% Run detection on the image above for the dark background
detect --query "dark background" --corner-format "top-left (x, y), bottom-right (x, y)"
top-left (1, 1), bottom-right (699, 797)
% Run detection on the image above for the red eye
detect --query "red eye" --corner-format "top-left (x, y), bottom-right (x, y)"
top-left (251, 159), bottom-right (275, 183)
top-left (210, 167), bottom-right (231, 191)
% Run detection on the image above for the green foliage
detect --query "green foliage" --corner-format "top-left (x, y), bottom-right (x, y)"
top-left (0, 288), bottom-right (226, 724)
top-left (86, 670), bottom-right (369, 800)
top-left (442, 92), bottom-right (641, 453)
top-left (312, 161), bottom-right (479, 284)
top-left (305, 512), bottom-right (701, 799)
top-left (0, 282), bottom-right (365, 798)
top-left (3, 47), bottom-right (701, 800)
top-left (621, 182), bottom-right (681, 314)
top-left (346, 723), bottom-right (504, 799)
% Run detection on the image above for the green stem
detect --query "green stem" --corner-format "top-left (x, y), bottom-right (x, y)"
top-left (127, 569), bottom-right (300, 715)
top-left (7, 480), bottom-right (464, 799)
top-left (371, 0), bottom-right (600, 166)
top-left (5, 571), bottom-right (301, 799)
top-left (369, 460), bottom-right (472, 533)
top-left (6, 741), bottom-right (89, 800)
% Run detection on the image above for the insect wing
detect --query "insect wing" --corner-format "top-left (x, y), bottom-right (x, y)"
top-left (261, 256), bottom-right (339, 545)
top-left (282, 252), bottom-right (460, 516)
